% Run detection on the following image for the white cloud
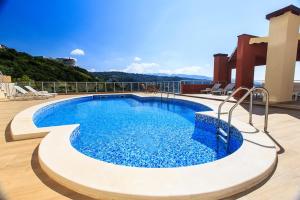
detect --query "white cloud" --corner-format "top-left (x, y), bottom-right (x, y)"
top-left (70, 49), bottom-right (85, 56)
top-left (88, 68), bottom-right (96, 72)
top-left (122, 62), bottom-right (160, 74)
top-left (158, 66), bottom-right (210, 75)
top-left (110, 60), bottom-right (212, 76)
top-left (133, 57), bottom-right (142, 62)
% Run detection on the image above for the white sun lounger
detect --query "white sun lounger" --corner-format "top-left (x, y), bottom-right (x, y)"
top-left (14, 85), bottom-right (33, 96)
top-left (13, 85), bottom-right (50, 100)
top-left (212, 83), bottom-right (235, 95)
top-left (25, 85), bottom-right (57, 97)
top-left (201, 83), bottom-right (221, 94)
top-left (293, 91), bottom-right (300, 101)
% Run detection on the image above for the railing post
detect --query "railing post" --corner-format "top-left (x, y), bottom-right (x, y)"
top-left (113, 82), bottom-right (115, 93)
top-left (86, 82), bottom-right (88, 93)
top-left (173, 82), bottom-right (175, 94)
top-left (179, 81), bottom-right (182, 94)
top-left (249, 91), bottom-right (253, 125)
top-left (264, 91), bottom-right (269, 132)
top-left (105, 82), bottom-right (107, 92)
top-left (130, 82), bottom-right (133, 92)
top-left (159, 82), bottom-right (161, 92)
top-left (165, 82), bottom-right (167, 92)
top-left (122, 82), bottom-right (124, 92)
top-left (53, 82), bottom-right (56, 93)
top-left (76, 82), bottom-right (78, 93)
top-left (65, 82), bottom-right (67, 94)
top-left (41, 82), bottom-right (44, 91)
top-left (95, 82), bottom-right (98, 93)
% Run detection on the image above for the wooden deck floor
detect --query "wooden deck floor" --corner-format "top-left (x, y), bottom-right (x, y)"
top-left (0, 94), bottom-right (300, 200)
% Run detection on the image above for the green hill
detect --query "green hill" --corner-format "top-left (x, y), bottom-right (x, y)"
top-left (0, 46), bottom-right (95, 81)
top-left (0, 45), bottom-right (210, 83)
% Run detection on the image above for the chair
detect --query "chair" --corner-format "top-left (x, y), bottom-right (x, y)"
top-left (14, 85), bottom-right (33, 96)
top-left (139, 83), bottom-right (147, 92)
top-left (293, 91), bottom-right (300, 101)
top-left (140, 83), bottom-right (157, 93)
top-left (211, 83), bottom-right (235, 95)
top-left (253, 83), bottom-right (265, 99)
top-left (13, 85), bottom-right (49, 100)
top-left (201, 83), bottom-right (221, 94)
top-left (25, 86), bottom-right (57, 97)
top-left (147, 84), bottom-right (160, 93)
top-left (293, 83), bottom-right (300, 101)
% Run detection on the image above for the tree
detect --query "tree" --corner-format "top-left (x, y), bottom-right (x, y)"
top-left (16, 75), bottom-right (32, 82)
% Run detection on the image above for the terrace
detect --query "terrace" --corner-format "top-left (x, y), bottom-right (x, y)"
top-left (1, 4), bottom-right (300, 200)
top-left (0, 93), bottom-right (299, 199)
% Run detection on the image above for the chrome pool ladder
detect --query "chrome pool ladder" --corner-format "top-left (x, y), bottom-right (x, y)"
top-left (217, 86), bottom-right (269, 152)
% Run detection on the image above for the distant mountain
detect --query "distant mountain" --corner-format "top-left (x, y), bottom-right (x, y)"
top-left (0, 45), bottom-right (95, 81)
top-left (150, 73), bottom-right (212, 80)
top-left (92, 71), bottom-right (199, 82)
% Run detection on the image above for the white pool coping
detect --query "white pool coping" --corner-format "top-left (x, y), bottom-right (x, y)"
top-left (10, 94), bottom-right (277, 199)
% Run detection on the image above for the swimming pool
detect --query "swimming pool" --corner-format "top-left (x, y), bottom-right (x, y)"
top-left (34, 95), bottom-right (243, 168)
top-left (11, 94), bottom-right (276, 199)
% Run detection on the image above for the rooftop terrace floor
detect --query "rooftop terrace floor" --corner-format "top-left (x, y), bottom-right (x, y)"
top-left (183, 93), bottom-right (300, 110)
top-left (0, 93), bottom-right (299, 199)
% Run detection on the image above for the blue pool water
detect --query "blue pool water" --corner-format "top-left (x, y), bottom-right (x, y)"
top-left (34, 95), bottom-right (243, 168)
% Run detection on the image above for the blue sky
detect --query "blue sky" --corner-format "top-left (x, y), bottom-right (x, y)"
top-left (0, 0), bottom-right (299, 80)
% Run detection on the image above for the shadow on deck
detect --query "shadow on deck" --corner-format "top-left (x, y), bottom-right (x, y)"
top-left (31, 146), bottom-right (98, 200)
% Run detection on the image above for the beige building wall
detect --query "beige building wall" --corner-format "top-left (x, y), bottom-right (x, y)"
top-left (2, 75), bottom-right (12, 83)
top-left (0, 90), bottom-right (5, 99)
top-left (0, 76), bottom-right (11, 99)
top-left (265, 11), bottom-right (300, 102)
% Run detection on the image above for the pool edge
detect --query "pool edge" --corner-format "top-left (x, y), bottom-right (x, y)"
top-left (10, 94), bottom-right (277, 199)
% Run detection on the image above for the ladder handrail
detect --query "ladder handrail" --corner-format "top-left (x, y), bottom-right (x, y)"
top-left (227, 87), bottom-right (269, 133)
top-left (217, 86), bottom-right (270, 152)
top-left (226, 87), bottom-right (269, 149)
top-left (227, 89), bottom-right (254, 134)
top-left (217, 86), bottom-right (251, 128)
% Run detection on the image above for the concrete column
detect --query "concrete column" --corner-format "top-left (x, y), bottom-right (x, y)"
top-left (213, 54), bottom-right (230, 86)
top-left (265, 6), bottom-right (300, 102)
top-left (235, 35), bottom-right (256, 90)
top-left (227, 66), bottom-right (232, 84)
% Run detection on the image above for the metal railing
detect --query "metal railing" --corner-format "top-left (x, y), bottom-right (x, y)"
top-left (227, 87), bottom-right (269, 134)
top-left (15, 81), bottom-right (182, 95)
top-left (251, 87), bottom-right (269, 132)
top-left (217, 86), bottom-right (270, 152)
top-left (217, 87), bottom-right (252, 128)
